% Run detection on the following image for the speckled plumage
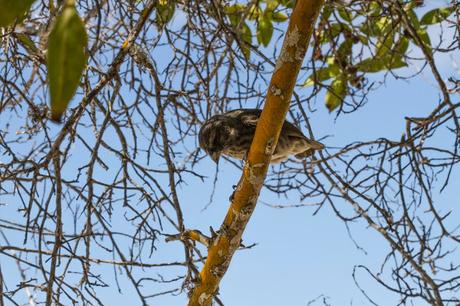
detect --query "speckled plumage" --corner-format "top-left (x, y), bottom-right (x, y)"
top-left (199, 109), bottom-right (324, 163)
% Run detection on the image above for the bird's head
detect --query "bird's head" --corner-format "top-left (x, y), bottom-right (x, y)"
top-left (199, 116), bottom-right (230, 164)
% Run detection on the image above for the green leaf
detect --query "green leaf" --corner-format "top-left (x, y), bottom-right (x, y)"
top-left (321, 5), bottom-right (333, 22)
top-left (303, 65), bottom-right (340, 87)
top-left (368, 2), bottom-right (382, 15)
top-left (155, 2), bottom-right (175, 28)
top-left (394, 36), bottom-right (409, 56)
top-left (375, 16), bottom-right (392, 35)
top-left (404, 1), bottom-right (424, 11)
top-left (265, 0), bottom-right (278, 11)
top-left (14, 33), bottom-right (38, 54)
top-left (228, 14), bottom-right (239, 27)
top-left (241, 23), bottom-right (252, 60)
top-left (337, 39), bottom-right (353, 61)
top-left (416, 28), bottom-right (431, 47)
top-left (338, 7), bottom-right (352, 22)
top-left (325, 78), bottom-right (346, 112)
top-left (376, 30), bottom-right (395, 57)
top-left (47, 5), bottom-right (87, 122)
top-left (248, 5), bottom-right (261, 20)
top-left (360, 19), bottom-right (384, 37)
top-left (385, 57), bottom-right (407, 69)
top-left (331, 23), bottom-right (350, 37)
top-left (356, 58), bottom-right (383, 73)
top-left (358, 2), bottom-right (381, 17)
top-left (224, 3), bottom-right (245, 14)
top-left (272, 11), bottom-right (288, 22)
top-left (361, 21), bottom-right (382, 37)
top-left (326, 56), bottom-right (336, 65)
top-left (279, 0), bottom-right (295, 8)
top-left (420, 6), bottom-right (455, 25)
top-left (0, 0), bottom-right (36, 27)
top-left (406, 9), bottom-right (420, 29)
top-left (264, 0), bottom-right (280, 12)
top-left (358, 34), bottom-right (369, 45)
top-left (257, 17), bottom-right (273, 47)
top-left (356, 56), bottom-right (407, 73)
top-left (319, 23), bottom-right (349, 44)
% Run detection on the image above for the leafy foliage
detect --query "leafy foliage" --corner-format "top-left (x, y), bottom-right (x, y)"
top-left (225, 0), bottom-right (290, 57)
top-left (300, 0), bottom-right (455, 111)
top-left (3, 0), bottom-right (458, 118)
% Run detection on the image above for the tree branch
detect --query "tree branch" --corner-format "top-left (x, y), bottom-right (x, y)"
top-left (187, 1), bottom-right (325, 305)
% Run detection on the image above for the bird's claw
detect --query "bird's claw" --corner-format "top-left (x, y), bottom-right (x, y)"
top-left (229, 185), bottom-right (238, 201)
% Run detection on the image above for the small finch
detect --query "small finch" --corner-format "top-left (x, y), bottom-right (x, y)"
top-left (199, 109), bottom-right (324, 163)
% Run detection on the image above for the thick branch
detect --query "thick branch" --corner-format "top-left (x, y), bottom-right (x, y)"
top-left (187, 1), bottom-right (325, 305)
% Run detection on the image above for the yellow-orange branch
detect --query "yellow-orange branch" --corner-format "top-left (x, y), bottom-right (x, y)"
top-left (188, 1), bottom-right (325, 305)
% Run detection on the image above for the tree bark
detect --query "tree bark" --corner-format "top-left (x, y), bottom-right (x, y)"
top-left (188, 1), bottom-right (325, 305)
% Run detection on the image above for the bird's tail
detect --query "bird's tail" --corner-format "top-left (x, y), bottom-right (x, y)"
top-left (306, 139), bottom-right (325, 150)
top-left (295, 139), bottom-right (324, 159)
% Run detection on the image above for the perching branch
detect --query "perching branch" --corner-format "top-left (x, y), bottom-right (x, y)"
top-left (187, 1), bottom-right (325, 305)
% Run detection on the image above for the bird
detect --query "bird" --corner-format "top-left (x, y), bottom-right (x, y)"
top-left (199, 109), bottom-right (324, 164)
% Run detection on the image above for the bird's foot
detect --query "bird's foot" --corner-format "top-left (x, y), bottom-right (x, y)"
top-left (229, 185), bottom-right (237, 201)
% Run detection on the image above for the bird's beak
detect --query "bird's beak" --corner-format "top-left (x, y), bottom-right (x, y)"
top-left (210, 151), bottom-right (220, 164)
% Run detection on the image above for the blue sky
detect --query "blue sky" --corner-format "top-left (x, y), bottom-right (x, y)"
top-left (1, 1), bottom-right (459, 305)
top-left (154, 14), bottom-right (458, 304)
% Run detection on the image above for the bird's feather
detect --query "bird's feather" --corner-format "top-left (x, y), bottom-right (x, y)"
top-left (199, 108), bottom-right (324, 163)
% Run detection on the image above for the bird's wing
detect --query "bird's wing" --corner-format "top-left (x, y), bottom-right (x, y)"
top-left (226, 109), bottom-right (261, 127)
top-left (282, 121), bottom-right (305, 139)
top-left (225, 108), bottom-right (324, 149)
top-left (232, 109), bottom-right (302, 135)
top-left (282, 120), bottom-right (325, 150)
